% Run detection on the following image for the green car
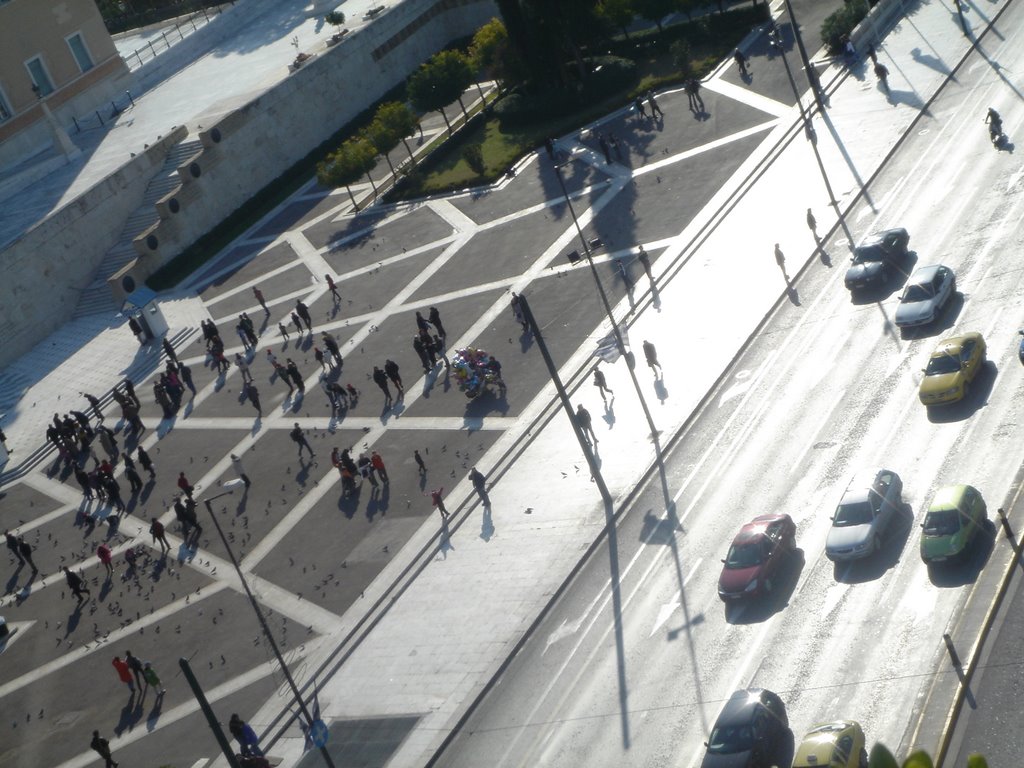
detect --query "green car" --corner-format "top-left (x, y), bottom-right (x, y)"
top-left (920, 484), bottom-right (987, 563)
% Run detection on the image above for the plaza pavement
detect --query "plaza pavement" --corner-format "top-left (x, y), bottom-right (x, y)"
top-left (0, 0), bottom-right (1002, 766)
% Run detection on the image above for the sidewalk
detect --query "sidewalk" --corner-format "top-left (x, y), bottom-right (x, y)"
top-left (243, 0), bottom-right (999, 765)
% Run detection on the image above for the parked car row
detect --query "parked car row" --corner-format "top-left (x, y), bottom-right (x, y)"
top-left (702, 688), bottom-right (868, 768)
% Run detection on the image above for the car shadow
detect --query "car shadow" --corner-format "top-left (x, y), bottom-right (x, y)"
top-left (925, 360), bottom-right (997, 423)
top-left (926, 520), bottom-right (997, 588)
top-left (834, 504), bottom-right (914, 584)
top-left (771, 728), bottom-right (796, 768)
top-left (725, 549), bottom-right (805, 625)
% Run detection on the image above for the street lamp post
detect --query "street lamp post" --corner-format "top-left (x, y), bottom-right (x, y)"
top-left (202, 487), bottom-right (336, 768)
top-left (551, 158), bottom-right (661, 460)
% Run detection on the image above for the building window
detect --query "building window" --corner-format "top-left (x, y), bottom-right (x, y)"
top-left (25, 56), bottom-right (55, 97)
top-left (66, 32), bottom-right (94, 73)
top-left (0, 86), bottom-right (12, 123)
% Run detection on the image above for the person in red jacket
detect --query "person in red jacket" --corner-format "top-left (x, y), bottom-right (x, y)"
top-left (112, 656), bottom-right (134, 693)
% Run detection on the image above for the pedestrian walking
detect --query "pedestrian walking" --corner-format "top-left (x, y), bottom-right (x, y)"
top-left (253, 286), bottom-right (269, 313)
top-left (178, 362), bottom-right (196, 395)
top-left (433, 334), bottom-right (451, 370)
top-left (544, 136), bottom-right (555, 160)
top-left (104, 475), bottom-right (126, 512)
top-left (867, 43), bottom-right (878, 64)
top-left (74, 464), bottom-right (93, 498)
top-left (414, 449), bottom-right (427, 475)
top-left (97, 543), bottom-right (114, 578)
top-left (143, 661), bottom-right (166, 695)
top-left (150, 518), bottom-right (170, 554)
top-left (608, 133), bottom-right (623, 162)
top-left (138, 446), bottom-right (155, 478)
top-left (325, 273), bottom-right (341, 303)
top-left (122, 454), bottom-right (143, 493)
top-left (874, 61), bottom-right (889, 92)
top-left (125, 651), bottom-right (145, 689)
top-left (598, 133), bottom-right (612, 164)
top-left (112, 656), bottom-right (135, 693)
top-left (774, 243), bottom-right (789, 281)
top-left (64, 566), bottom-right (91, 601)
top-left (430, 487), bottom-right (449, 518)
top-left (412, 335), bottom-right (431, 372)
top-left (229, 714), bottom-right (264, 758)
top-left (428, 306), bottom-right (446, 339)
top-left (177, 471), bottom-right (194, 499)
top-left (98, 425), bottom-right (118, 459)
top-left (358, 453), bottom-right (378, 488)
top-left (230, 453), bottom-right (252, 487)
top-left (17, 537), bottom-right (37, 573)
top-left (286, 359), bottom-right (305, 394)
top-left (686, 78), bottom-right (704, 112)
top-left (643, 339), bottom-right (663, 377)
top-left (322, 332), bottom-right (343, 367)
top-left (290, 312), bottom-right (304, 336)
top-left (279, 322), bottom-right (290, 342)
top-left (82, 392), bottom-right (104, 422)
top-left (5, 530), bottom-right (23, 565)
top-left (593, 366), bottom-right (614, 402)
top-left (236, 323), bottom-right (252, 351)
top-left (806, 208), bottom-right (817, 236)
top-left (576, 404), bottom-right (599, 445)
top-left (370, 451), bottom-right (389, 483)
top-left (469, 467), bottom-right (489, 506)
top-left (173, 496), bottom-right (195, 543)
top-left (372, 366), bottom-right (393, 407)
top-left (634, 94), bottom-right (648, 119)
top-left (734, 48), bottom-right (749, 76)
top-left (421, 332), bottom-right (439, 367)
top-left (162, 337), bottom-right (179, 365)
top-left (295, 300), bottom-right (313, 332)
top-left (314, 346), bottom-right (328, 372)
top-left (384, 359), bottom-right (404, 394)
top-left (636, 245), bottom-right (654, 285)
top-left (647, 88), bottom-right (664, 117)
top-left (290, 423), bottom-right (314, 458)
top-left (90, 731), bottom-right (119, 768)
top-left (235, 354), bottom-right (253, 384)
top-left (510, 292), bottom-right (529, 332)
top-left (128, 316), bottom-right (145, 344)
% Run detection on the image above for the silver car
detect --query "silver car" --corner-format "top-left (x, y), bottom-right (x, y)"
top-left (825, 468), bottom-right (903, 561)
top-left (894, 265), bottom-right (956, 328)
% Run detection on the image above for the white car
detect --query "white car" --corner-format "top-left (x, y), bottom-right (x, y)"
top-left (894, 265), bottom-right (955, 328)
top-left (826, 468), bottom-right (903, 561)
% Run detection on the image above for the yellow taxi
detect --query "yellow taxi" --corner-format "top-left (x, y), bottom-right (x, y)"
top-left (792, 720), bottom-right (867, 768)
top-left (919, 332), bottom-right (986, 406)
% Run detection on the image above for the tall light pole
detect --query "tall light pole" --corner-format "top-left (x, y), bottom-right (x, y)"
top-left (551, 157), bottom-right (662, 461)
top-left (202, 487), bottom-right (336, 768)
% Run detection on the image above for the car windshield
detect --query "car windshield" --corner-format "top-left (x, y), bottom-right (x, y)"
top-left (707, 724), bottom-right (754, 753)
top-left (923, 508), bottom-right (961, 536)
top-left (725, 541), bottom-right (763, 568)
top-left (903, 284), bottom-right (932, 302)
top-left (834, 501), bottom-right (873, 526)
top-left (926, 353), bottom-right (961, 375)
top-left (853, 246), bottom-right (884, 264)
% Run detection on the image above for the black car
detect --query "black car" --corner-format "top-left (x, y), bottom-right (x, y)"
top-left (844, 228), bottom-right (910, 291)
top-left (701, 688), bottom-right (789, 768)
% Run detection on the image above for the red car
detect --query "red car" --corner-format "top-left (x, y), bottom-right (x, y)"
top-left (718, 514), bottom-right (797, 601)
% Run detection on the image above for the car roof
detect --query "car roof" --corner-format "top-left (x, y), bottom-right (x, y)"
top-left (794, 721), bottom-right (861, 766)
top-left (930, 333), bottom-right (982, 357)
top-left (717, 689), bottom-right (767, 725)
top-left (842, 468), bottom-right (886, 501)
top-left (737, 514), bottom-right (788, 538)
top-left (907, 264), bottom-right (944, 284)
top-left (929, 484), bottom-right (974, 510)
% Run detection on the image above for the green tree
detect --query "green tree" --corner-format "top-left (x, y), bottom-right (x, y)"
top-left (364, 119), bottom-right (399, 180)
top-left (495, 0), bottom-right (604, 88)
top-left (633, 0), bottom-right (676, 31)
top-left (316, 137), bottom-right (378, 209)
top-left (407, 50), bottom-right (475, 133)
top-left (470, 18), bottom-right (518, 89)
top-left (670, 39), bottom-right (691, 77)
top-left (325, 10), bottom-right (345, 27)
top-left (596, 0), bottom-right (635, 38)
top-left (374, 101), bottom-right (420, 166)
top-left (462, 144), bottom-right (485, 175)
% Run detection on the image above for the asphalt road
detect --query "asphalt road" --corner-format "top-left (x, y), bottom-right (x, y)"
top-left (433, 4), bottom-right (1024, 766)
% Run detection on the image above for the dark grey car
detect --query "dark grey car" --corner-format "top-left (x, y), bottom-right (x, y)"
top-left (844, 228), bottom-right (910, 291)
top-left (701, 688), bottom-right (789, 768)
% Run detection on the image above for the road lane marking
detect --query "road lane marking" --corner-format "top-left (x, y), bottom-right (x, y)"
top-left (649, 558), bottom-right (702, 637)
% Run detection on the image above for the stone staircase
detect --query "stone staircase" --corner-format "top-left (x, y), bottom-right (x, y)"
top-left (73, 138), bottom-right (202, 318)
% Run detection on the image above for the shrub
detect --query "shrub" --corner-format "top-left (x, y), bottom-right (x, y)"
top-left (462, 144), bottom-right (485, 175)
top-left (821, 1), bottom-right (869, 55)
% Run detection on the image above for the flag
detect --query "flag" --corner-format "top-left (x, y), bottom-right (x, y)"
top-left (594, 324), bottom-right (629, 363)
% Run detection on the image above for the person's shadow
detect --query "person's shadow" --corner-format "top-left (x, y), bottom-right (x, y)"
top-left (480, 507), bottom-right (495, 542)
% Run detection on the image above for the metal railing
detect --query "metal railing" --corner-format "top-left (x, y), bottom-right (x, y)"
top-left (118, 2), bottom-right (233, 71)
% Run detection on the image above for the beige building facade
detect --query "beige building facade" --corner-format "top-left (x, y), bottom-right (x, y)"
top-left (0, 0), bottom-right (131, 168)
